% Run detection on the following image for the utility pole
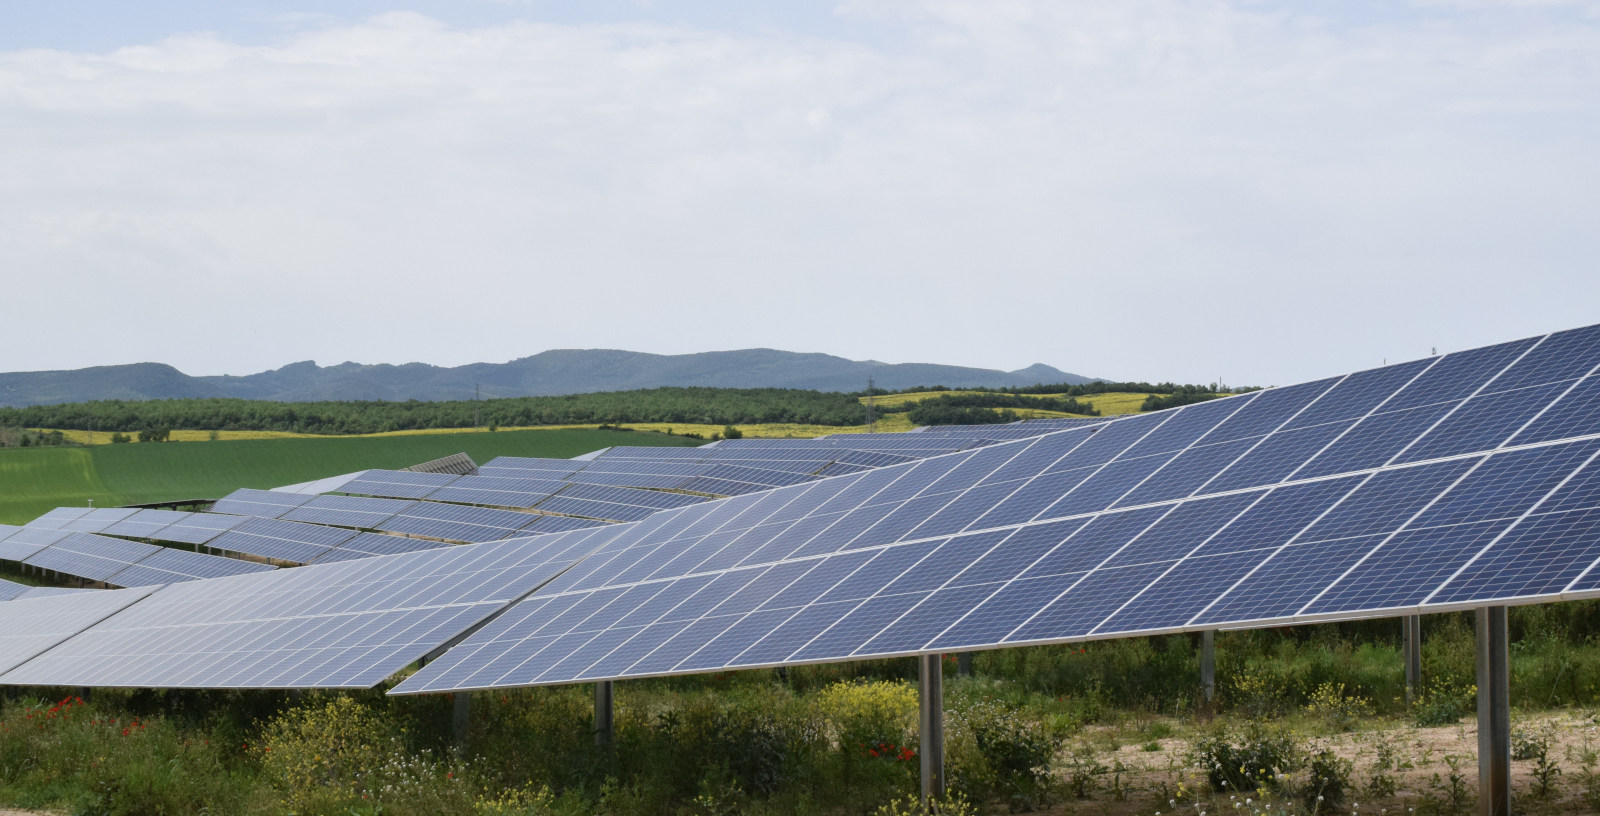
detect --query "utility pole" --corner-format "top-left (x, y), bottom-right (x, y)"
top-left (865, 376), bottom-right (876, 433)
top-left (474, 383), bottom-right (481, 429)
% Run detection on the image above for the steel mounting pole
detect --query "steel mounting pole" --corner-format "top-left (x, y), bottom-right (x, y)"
top-left (919, 654), bottom-right (945, 803)
top-left (1200, 630), bottom-right (1216, 708)
top-left (452, 692), bottom-right (471, 746)
top-left (594, 680), bottom-right (614, 747)
top-left (1404, 614), bottom-right (1423, 705)
top-left (1476, 607), bottom-right (1510, 816)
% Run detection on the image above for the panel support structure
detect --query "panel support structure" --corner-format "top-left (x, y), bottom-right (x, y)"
top-left (1404, 615), bottom-right (1423, 705)
top-left (452, 692), bottom-right (471, 746)
top-left (957, 652), bottom-right (973, 677)
top-left (1200, 630), bottom-right (1216, 706)
top-left (1476, 607), bottom-right (1510, 816)
top-left (919, 654), bottom-right (945, 803)
top-left (594, 681), bottom-right (614, 747)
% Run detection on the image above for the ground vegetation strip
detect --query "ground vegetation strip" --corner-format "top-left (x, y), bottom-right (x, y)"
top-left (0, 428), bottom-right (698, 525)
top-left (0, 606), bottom-right (1596, 815)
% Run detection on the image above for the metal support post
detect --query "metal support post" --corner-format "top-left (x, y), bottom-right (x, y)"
top-left (1476, 607), bottom-right (1510, 816)
top-left (1404, 614), bottom-right (1423, 705)
top-left (919, 654), bottom-right (945, 803)
top-left (957, 652), bottom-right (973, 676)
top-left (594, 681), bottom-right (614, 747)
top-left (1200, 630), bottom-right (1216, 704)
top-left (452, 692), bottom-right (471, 745)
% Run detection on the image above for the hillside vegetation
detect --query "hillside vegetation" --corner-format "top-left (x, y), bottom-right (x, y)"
top-left (0, 428), bottom-right (698, 524)
top-left (0, 349), bottom-right (1096, 406)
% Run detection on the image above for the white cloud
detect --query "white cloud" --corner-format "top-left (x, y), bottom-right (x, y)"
top-left (0, 2), bottom-right (1597, 384)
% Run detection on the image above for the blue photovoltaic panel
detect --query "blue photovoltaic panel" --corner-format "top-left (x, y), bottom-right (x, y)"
top-left (0, 528), bottom-right (72, 561)
top-left (24, 507), bottom-right (92, 529)
top-left (149, 513), bottom-right (248, 545)
top-left (476, 457), bottom-right (585, 476)
top-left (339, 469), bottom-right (461, 500)
top-left (281, 495), bottom-right (416, 529)
top-left (391, 325), bottom-right (1600, 695)
top-left (56, 508), bottom-right (141, 534)
top-left (320, 532), bottom-right (454, 559)
top-left (210, 489), bottom-right (318, 518)
top-left (24, 533), bottom-right (160, 583)
top-left (99, 510), bottom-right (194, 540)
top-left (206, 517), bottom-right (358, 563)
top-left (426, 475), bottom-right (568, 508)
top-left (0, 588), bottom-right (159, 675)
top-left (0, 530), bottom-right (614, 689)
top-left (377, 503), bottom-right (541, 543)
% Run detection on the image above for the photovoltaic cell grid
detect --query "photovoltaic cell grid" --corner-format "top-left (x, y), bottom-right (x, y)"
top-left (0, 526), bottom-right (624, 689)
top-left (209, 489), bottom-right (318, 518)
top-left (0, 588), bottom-right (159, 675)
top-left (394, 323), bottom-right (1600, 693)
top-left (0, 579), bottom-right (92, 602)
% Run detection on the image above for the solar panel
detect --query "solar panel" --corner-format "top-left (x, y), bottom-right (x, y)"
top-left (55, 507), bottom-right (141, 534)
top-left (478, 457), bottom-right (585, 475)
top-left (377, 503), bottom-right (542, 543)
top-left (339, 469), bottom-right (461, 500)
top-left (532, 484), bottom-right (710, 523)
top-left (206, 517), bottom-right (358, 563)
top-left (99, 509), bottom-right (194, 540)
top-left (280, 495), bottom-right (416, 529)
top-left (0, 578), bottom-right (33, 602)
top-left (149, 512), bottom-right (249, 545)
top-left (0, 528), bottom-right (619, 689)
top-left (110, 547), bottom-right (277, 586)
top-left (424, 474), bottom-right (568, 508)
top-left (391, 324), bottom-right (1600, 694)
top-left (322, 532), bottom-right (455, 559)
top-left (23, 533), bottom-right (161, 583)
top-left (26, 507), bottom-right (92, 527)
top-left (210, 488), bottom-right (318, 518)
top-left (0, 528), bottom-right (72, 561)
top-left (0, 588), bottom-right (158, 675)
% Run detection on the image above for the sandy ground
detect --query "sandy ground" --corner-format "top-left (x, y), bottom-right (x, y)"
top-left (1030, 711), bottom-right (1599, 815)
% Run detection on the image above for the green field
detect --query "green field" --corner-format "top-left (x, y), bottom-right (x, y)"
top-left (0, 428), bottom-right (700, 525)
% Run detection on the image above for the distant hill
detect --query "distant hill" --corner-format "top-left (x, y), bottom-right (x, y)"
top-left (0, 349), bottom-right (1098, 407)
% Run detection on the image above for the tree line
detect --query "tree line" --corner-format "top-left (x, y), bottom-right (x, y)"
top-left (0, 380), bottom-right (1238, 437)
top-left (0, 388), bottom-right (871, 435)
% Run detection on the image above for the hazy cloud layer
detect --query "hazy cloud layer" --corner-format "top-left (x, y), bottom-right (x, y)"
top-left (2, 2), bottom-right (1597, 385)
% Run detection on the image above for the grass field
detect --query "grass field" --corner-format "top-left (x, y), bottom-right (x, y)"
top-left (0, 428), bottom-right (699, 525)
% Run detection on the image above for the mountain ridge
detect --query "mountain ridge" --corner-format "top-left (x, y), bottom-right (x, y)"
top-left (0, 349), bottom-right (1099, 407)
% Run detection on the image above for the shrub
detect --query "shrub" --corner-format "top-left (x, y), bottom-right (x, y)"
top-left (1412, 677), bottom-right (1476, 727)
top-left (814, 680), bottom-right (918, 754)
top-left (1293, 747), bottom-right (1353, 812)
top-left (1191, 723), bottom-right (1302, 796)
top-left (947, 697), bottom-right (1062, 808)
top-left (257, 695), bottom-right (411, 813)
top-left (1305, 682), bottom-right (1373, 732)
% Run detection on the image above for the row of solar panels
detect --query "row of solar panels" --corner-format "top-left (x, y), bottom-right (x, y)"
top-left (0, 525), bottom-right (273, 587)
top-left (328, 433), bottom-right (1053, 508)
top-left (388, 325), bottom-right (1600, 693)
top-left (0, 578), bottom-right (89, 602)
top-left (0, 427), bottom-right (1047, 587)
top-left (18, 319), bottom-right (1597, 696)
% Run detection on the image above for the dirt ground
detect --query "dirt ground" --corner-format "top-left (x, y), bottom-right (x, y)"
top-left (1035, 711), bottom-right (1599, 815)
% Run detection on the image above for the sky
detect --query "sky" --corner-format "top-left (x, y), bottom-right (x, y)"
top-left (2, 1), bottom-right (1597, 387)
